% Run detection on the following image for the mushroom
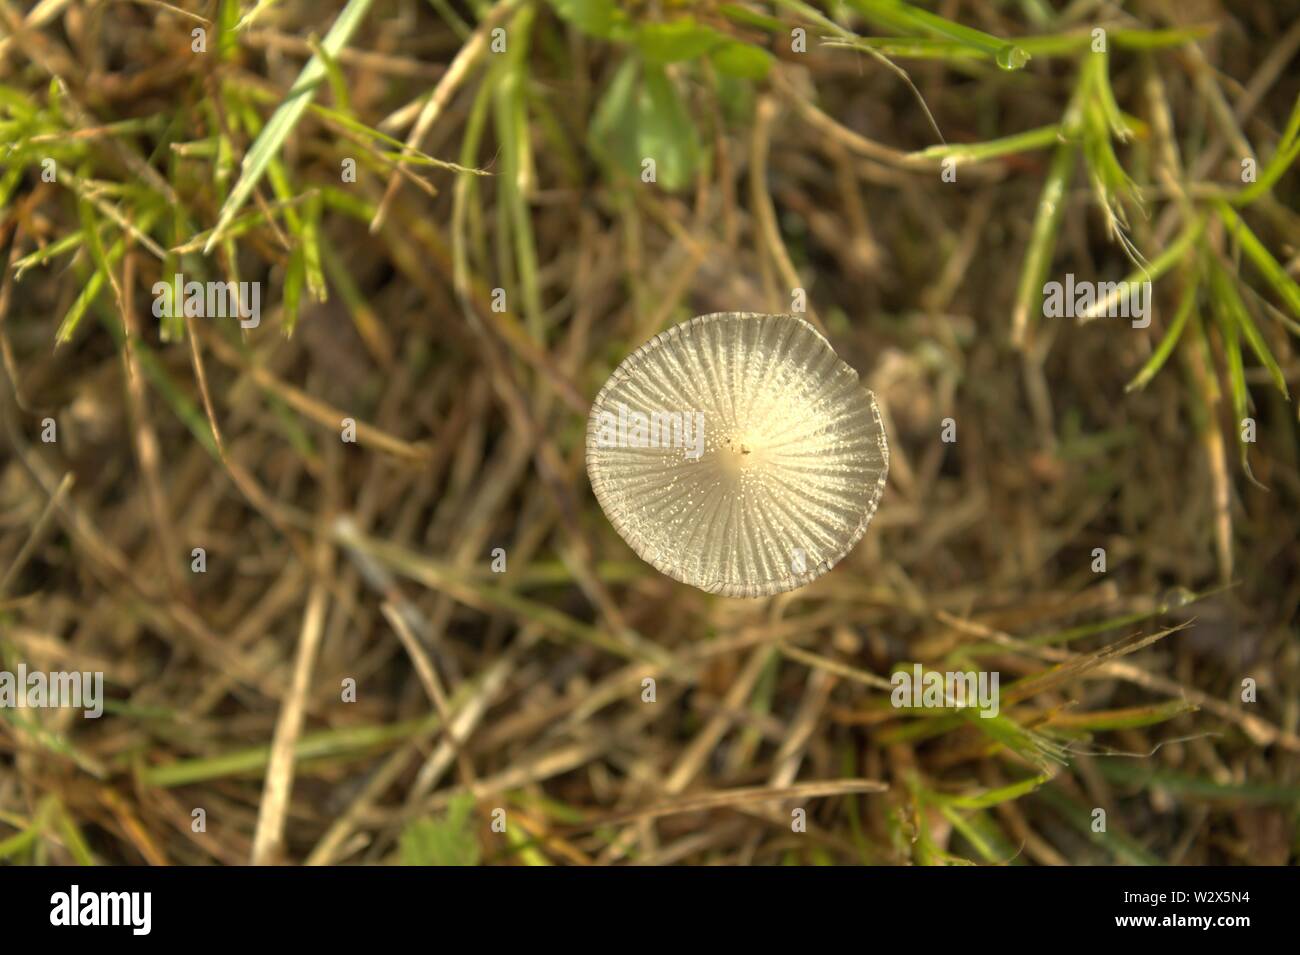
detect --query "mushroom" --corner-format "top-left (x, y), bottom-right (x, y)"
top-left (587, 312), bottom-right (889, 597)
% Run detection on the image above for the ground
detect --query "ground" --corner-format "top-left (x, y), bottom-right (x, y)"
top-left (0, 0), bottom-right (1297, 865)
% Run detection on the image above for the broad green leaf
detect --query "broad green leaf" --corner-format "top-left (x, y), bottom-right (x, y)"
top-left (547, 0), bottom-right (632, 39)
top-left (588, 57), bottom-right (643, 178)
top-left (399, 793), bottom-right (481, 866)
top-left (718, 3), bottom-right (784, 32)
top-left (710, 41), bottom-right (774, 80)
top-left (635, 18), bottom-right (723, 63)
top-left (637, 63), bottom-right (702, 192)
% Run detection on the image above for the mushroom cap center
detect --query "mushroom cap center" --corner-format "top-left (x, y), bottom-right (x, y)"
top-left (715, 431), bottom-right (762, 474)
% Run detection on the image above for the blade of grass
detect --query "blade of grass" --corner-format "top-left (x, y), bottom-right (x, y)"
top-left (492, 7), bottom-right (543, 340)
top-left (1126, 264), bottom-right (1200, 392)
top-left (1208, 261), bottom-right (1263, 486)
top-left (909, 123), bottom-right (1060, 164)
top-left (1044, 700), bottom-right (1197, 732)
top-left (1231, 93), bottom-right (1300, 207)
top-left (1034, 785), bottom-right (1164, 865)
top-left (824, 25), bottom-right (1210, 61)
top-left (56, 208), bottom-right (163, 344)
top-left (204, 0), bottom-right (376, 253)
top-left (1095, 763), bottom-right (1300, 802)
top-left (139, 710), bottom-right (445, 787)
top-left (1079, 214), bottom-right (1205, 321)
top-left (937, 773), bottom-right (1052, 810)
top-left (1217, 200), bottom-right (1300, 322)
top-left (844, 0), bottom-right (1030, 69)
top-left (1011, 142), bottom-right (1076, 347)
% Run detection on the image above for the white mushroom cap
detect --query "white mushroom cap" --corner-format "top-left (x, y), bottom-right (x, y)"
top-left (587, 312), bottom-right (889, 597)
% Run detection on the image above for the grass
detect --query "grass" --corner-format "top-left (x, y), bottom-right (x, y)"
top-left (0, 0), bottom-right (1297, 865)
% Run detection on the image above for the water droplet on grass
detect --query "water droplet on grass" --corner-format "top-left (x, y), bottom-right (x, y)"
top-left (996, 44), bottom-right (1031, 70)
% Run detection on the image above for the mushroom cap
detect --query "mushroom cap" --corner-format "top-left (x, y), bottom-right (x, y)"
top-left (586, 312), bottom-right (889, 597)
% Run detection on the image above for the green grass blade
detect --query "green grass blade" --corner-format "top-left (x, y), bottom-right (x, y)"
top-left (939, 774), bottom-right (1052, 810)
top-left (1211, 253), bottom-right (1288, 396)
top-left (204, 0), bottom-right (376, 253)
top-left (1217, 201), bottom-right (1300, 322)
top-left (910, 123), bottom-right (1060, 163)
top-left (1011, 143), bottom-right (1075, 346)
top-left (1126, 266), bottom-right (1200, 392)
top-left (1079, 215), bottom-right (1205, 321)
top-left (844, 0), bottom-right (1030, 69)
